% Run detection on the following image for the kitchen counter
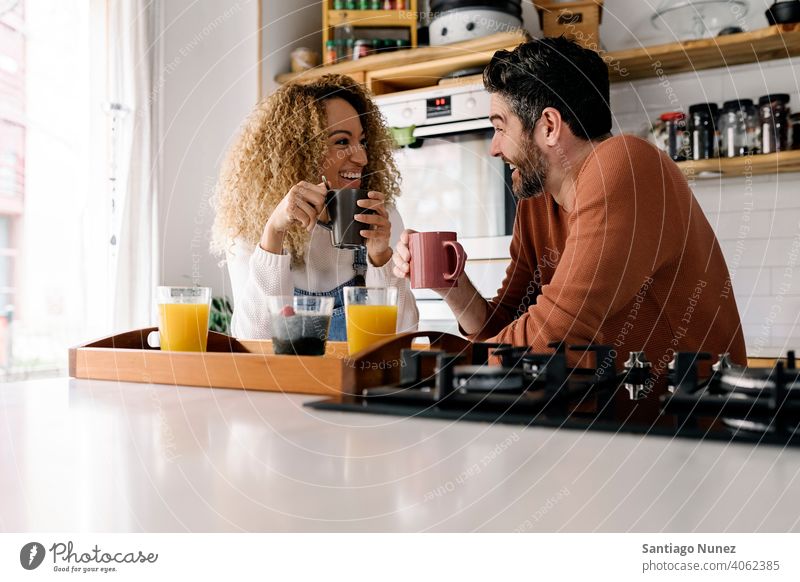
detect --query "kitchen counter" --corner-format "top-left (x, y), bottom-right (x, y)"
top-left (2, 377), bottom-right (799, 532)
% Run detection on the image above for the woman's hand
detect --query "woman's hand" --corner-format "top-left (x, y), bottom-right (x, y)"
top-left (260, 181), bottom-right (327, 252)
top-left (355, 191), bottom-right (392, 267)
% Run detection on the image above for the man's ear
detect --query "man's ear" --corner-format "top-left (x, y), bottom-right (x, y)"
top-left (539, 107), bottom-right (562, 146)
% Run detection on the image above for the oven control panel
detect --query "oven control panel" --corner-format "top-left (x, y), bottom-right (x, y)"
top-left (375, 83), bottom-right (490, 128)
top-left (426, 95), bottom-right (451, 118)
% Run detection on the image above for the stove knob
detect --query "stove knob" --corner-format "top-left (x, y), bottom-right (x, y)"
top-left (667, 355), bottom-right (677, 393)
top-left (624, 351), bottom-right (652, 401)
top-left (466, 97), bottom-right (477, 109)
top-left (625, 351), bottom-right (652, 370)
top-left (402, 107), bottom-right (413, 119)
top-left (712, 352), bottom-right (734, 373)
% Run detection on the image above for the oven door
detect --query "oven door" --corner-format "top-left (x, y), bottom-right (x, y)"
top-left (391, 124), bottom-right (517, 332)
top-left (393, 124), bottom-right (516, 238)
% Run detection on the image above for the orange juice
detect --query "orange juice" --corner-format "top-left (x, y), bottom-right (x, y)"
top-left (158, 303), bottom-right (210, 351)
top-left (345, 304), bottom-right (398, 354)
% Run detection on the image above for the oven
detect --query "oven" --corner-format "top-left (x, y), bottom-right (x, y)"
top-left (375, 82), bottom-right (516, 333)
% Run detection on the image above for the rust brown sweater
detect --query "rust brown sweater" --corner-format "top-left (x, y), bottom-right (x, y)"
top-left (468, 135), bottom-right (746, 387)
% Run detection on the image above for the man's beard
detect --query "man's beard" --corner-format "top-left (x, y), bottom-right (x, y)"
top-left (511, 137), bottom-right (549, 200)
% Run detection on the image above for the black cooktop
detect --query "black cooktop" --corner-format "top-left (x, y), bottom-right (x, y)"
top-left (305, 342), bottom-right (800, 447)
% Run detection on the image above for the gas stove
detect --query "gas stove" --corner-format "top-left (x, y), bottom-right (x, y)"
top-left (305, 342), bottom-right (800, 447)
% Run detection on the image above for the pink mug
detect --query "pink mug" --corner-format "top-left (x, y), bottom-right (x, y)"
top-left (409, 232), bottom-right (467, 289)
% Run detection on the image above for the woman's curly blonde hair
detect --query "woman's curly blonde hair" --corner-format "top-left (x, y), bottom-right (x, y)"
top-left (211, 74), bottom-right (401, 266)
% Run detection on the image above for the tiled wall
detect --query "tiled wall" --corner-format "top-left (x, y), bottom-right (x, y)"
top-left (611, 57), bottom-right (800, 356)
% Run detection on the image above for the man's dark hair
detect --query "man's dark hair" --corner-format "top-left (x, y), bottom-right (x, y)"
top-left (483, 37), bottom-right (611, 140)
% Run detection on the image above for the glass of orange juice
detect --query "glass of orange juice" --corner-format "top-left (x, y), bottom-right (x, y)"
top-left (344, 286), bottom-right (398, 355)
top-left (155, 286), bottom-right (212, 351)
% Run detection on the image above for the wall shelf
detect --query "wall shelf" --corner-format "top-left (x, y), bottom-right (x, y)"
top-left (367, 49), bottom-right (499, 94)
top-left (675, 151), bottom-right (800, 180)
top-left (328, 10), bottom-right (417, 28)
top-left (607, 24), bottom-right (800, 82)
top-left (276, 30), bottom-right (528, 86)
top-left (279, 25), bottom-right (800, 91)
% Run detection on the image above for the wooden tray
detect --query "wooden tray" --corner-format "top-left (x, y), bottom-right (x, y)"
top-left (69, 328), bottom-right (471, 398)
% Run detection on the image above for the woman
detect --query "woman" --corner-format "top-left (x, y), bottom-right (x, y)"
top-left (212, 74), bottom-right (418, 340)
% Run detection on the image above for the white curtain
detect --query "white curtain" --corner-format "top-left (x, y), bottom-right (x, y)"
top-left (107, 0), bottom-right (159, 331)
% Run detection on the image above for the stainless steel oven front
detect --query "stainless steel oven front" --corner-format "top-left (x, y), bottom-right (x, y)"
top-left (376, 82), bottom-right (516, 333)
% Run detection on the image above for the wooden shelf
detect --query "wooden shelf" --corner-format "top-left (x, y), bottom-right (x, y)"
top-left (675, 151), bottom-right (800, 180)
top-left (276, 30), bottom-right (529, 85)
top-left (279, 24), bottom-right (800, 99)
top-left (367, 49), bottom-right (501, 94)
top-left (607, 24), bottom-right (800, 82)
top-left (328, 10), bottom-right (417, 28)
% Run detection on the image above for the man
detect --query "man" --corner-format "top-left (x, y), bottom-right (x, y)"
top-left (392, 38), bottom-right (746, 409)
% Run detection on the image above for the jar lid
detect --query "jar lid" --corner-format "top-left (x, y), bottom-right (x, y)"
top-left (758, 93), bottom-right (790, 105)
top-left (689, 103), bottom-right (719, 115)
top-left (659, 111), bottom-right (686, 121)
top-left (722, 99), bottom-right (754, 110)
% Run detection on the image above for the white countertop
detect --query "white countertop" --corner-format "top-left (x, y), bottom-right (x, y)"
top-left (2, 377), bottom-right (799, 532)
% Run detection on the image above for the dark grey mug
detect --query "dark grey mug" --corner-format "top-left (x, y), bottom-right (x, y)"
top-left (317, 188), bottom-right (374, 249)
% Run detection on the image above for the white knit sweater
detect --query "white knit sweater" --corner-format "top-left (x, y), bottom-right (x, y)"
top-left (226, 205), bottom-right (419, 339)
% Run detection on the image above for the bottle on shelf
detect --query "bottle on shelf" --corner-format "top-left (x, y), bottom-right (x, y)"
top-left (718, 99), bottom-right (758, 158)
top-left (334, 21), bottom-right (355, 61)
top-left (759, 93), bottom-right (791, 154)
top-left (353, 39), bottom-right (372, 60)
top-left (791, 112), bottom-right (800, 151)
top-left (689, 103), bottom-right (719, 160)
top-left (325, 40), bottom-right (337, 64)
top-left (659, 112), bottom-right (689, 162)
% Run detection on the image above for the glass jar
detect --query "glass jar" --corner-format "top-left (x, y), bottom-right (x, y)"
top-left (719, 99), bottom-right (756, 157)
top-left (745, 101), bottom-right (760, 154)
top-left (791, 112), bottom-right (800, 151)
top-left (659, 112), bottom-right (689, 161)
top-left (759, 93), bottom-right (790, 154)
top-left (353, 39), bottom-right (372, 60)
top-left (689, 102), bottom-right (719, 160)
top-left (649, 117), bottom-right (667, 154)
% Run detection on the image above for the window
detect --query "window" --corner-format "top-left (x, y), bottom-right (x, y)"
top-left (0, 0), bottom-right (111, 379)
